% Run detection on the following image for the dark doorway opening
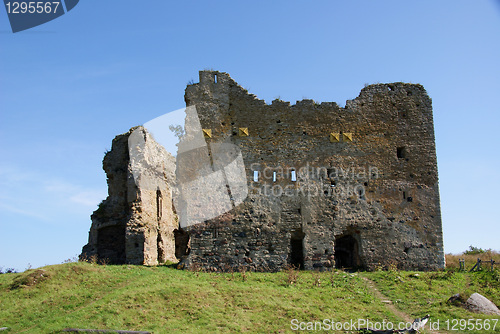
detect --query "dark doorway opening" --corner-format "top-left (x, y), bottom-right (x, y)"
top-left (334, 235), bottom-right (361, 270)
top-left (97, 225), bottom-right (126, 264)
top-left (174, 228), bottom-right (190, 260)
top-left (289, 229), bottom-right (305, 270)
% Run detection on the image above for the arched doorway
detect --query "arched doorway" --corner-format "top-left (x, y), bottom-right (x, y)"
top-left (334, 234), bottom-right (361, 270)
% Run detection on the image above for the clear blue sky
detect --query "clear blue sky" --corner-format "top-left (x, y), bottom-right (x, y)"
top-left (1, 1), bottom-right (499, 271)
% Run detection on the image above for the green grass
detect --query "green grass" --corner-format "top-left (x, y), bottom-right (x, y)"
top-left (365, 269), bottom-right (500, 333)
top-left (0, 263), bottom-right (394, 333)
top-left (0, 263), bottom-right (498, 333)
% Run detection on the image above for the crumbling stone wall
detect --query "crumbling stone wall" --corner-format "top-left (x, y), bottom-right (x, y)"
top-left (179, 70), bottom-right (444, 271)
top-left (82, 70), bottom-right (445, 271)
top-left (81, 126), bottom-right (177, 265)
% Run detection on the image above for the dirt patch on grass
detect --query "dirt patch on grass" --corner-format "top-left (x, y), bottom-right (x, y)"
top-left (9, 269), bottom-right (50, 290)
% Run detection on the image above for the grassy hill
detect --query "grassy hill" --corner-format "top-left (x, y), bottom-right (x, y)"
top-left (0, 261), bottom-right (499, 333)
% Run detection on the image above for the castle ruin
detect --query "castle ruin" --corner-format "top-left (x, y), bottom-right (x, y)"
top-left (81, 70), bottom-right (445, 271)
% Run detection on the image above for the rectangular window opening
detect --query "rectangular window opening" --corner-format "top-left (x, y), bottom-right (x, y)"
top-left (397, 147), bottom-right (406, 159)
top-left (273, 171), bottom-right (277, 182)
top-left (214, 74), bottom-right (217, 83)
top-left (291, 170), bottom-right (297, 182)
top-left (253, 171), bottom-right (259, 182)
top-left (327, 168), bottom-right (335, 179)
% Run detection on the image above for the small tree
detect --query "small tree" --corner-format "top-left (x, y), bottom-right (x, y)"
top-left (464, 245), bottom-right (487, 255)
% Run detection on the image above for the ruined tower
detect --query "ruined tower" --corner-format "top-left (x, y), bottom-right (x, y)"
top-left (82, 70), bottom-right (445, 271)
top-left (81, 126), bottom-right (178, 265)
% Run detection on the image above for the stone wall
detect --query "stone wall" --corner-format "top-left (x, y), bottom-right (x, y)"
top-left (82, 70), bottom-right (445, 271)
top-left (179, 70), bottom-right (444, 271)
top-left (81, 126), bottom-right (177, 265)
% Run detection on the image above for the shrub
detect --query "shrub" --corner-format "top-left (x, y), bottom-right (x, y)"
top-left (464, 245), bottom-right (489, 255)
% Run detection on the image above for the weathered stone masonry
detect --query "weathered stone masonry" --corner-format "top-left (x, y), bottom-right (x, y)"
top-left (82, 70), bottom-right (445, 271)
top-left (81, 127), bottom-right (178, 265)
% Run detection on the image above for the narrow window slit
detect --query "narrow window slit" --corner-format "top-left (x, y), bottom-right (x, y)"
top-left (397, 147), bottom-right (407, 159)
